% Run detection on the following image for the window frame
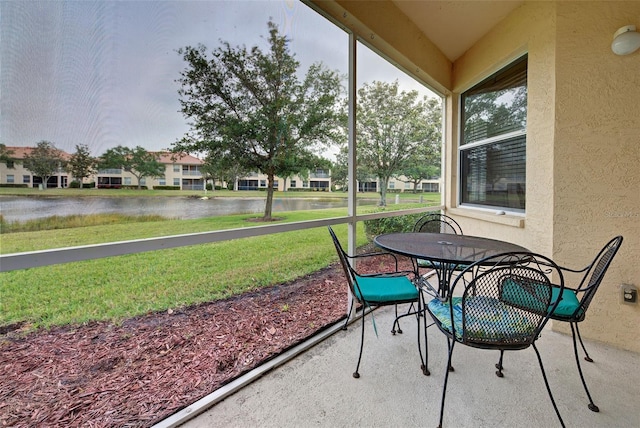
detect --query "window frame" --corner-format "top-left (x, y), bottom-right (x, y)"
top-left (458, 54), bottom-right (528, 214)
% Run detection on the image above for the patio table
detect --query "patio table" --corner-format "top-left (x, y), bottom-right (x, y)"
top-left (373, 232), bottom-right (530, 298)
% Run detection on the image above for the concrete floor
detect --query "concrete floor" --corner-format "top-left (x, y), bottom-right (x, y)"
top-left (162, 306), bottom-right (640, 428)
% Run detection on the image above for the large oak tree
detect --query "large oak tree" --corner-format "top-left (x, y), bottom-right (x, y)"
top-left (173, 21), bottom-right (344, 220)
top-left (355, 81), bottom-right (440, 206)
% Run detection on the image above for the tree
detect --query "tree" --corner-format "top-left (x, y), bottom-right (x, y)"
top-left (398, 97), bottom-right (442, 192)
top-left (22, 141), bottom-right (66, 189)
top-left (354, 80), bottom-right (439, 206)
top-left (67, 144), bottom-right (96, 187)
top-left (99, 145), bottom-right (164, 189)
top-left (0, 144), bottom-right (15, 165)
top-left (173, 20), bottom-right (345, 220)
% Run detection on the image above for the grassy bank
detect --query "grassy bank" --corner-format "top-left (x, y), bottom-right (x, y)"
top-left (0, 204), bottom-right (428, 331)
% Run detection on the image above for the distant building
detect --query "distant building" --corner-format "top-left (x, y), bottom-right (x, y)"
top-left (95, 152), bottom-right (205, 190)
top-left (0, 146), bottom-right (71, 188)
top-left (1, 147), bottom-right (440, 193)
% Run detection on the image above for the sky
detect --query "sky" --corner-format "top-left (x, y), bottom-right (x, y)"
top-left (1, 0), bottom-right (437, 158)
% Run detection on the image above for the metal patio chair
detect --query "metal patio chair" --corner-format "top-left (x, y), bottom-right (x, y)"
top-left (497, 235), bottom-right (623, 413)
top-left (412, 212), bottom-right (465, 278)
top-left (426, 252), bottom-right (566, 428)
top-left (328, 226), bottom-right (427, 378)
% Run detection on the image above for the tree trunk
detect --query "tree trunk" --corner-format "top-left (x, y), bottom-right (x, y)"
top-left (379, 178), bottom-right (388, 206)
top-left (264, 173), bottom-right (275, 220)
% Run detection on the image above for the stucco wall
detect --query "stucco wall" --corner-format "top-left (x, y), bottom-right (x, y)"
top-left (453, 1), bottom-right (640, 352)
top-left (552, 1), bottom-right (640, 351)
top-left (448, 2), bottom-right (557, 256)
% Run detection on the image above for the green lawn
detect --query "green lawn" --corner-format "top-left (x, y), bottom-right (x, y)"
top-left (0, 203), bottom-right (432, 331)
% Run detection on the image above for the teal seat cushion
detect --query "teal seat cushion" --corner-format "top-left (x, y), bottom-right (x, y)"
top-left (353, 275), bottom-right (418, 303)
top-left (500, 278), bottom-right (581, 318)
top-left (427, 296), bottom-right (538, 343)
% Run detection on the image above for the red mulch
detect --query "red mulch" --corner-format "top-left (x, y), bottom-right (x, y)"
top-left (0, 254), bottom-right (412, 427)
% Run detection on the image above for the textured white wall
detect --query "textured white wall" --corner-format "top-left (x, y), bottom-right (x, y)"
top-left (551, 1), bottom-right (640, 350)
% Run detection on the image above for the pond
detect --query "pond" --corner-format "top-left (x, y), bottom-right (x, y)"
top-left (0, 195), bottom-right (377, 222)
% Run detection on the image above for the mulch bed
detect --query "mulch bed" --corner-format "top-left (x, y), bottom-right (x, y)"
top-left (1, 254), bottom-right (412, 427)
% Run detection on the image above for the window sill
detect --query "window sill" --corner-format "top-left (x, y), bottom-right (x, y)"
top-left (448, 207), bottom-right (525, 228)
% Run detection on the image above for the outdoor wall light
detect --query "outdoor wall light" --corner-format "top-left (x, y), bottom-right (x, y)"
top-left (611, 25), bottom-right (640, 55)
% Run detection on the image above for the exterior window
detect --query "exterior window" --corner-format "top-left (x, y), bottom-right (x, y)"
top-left (290, 180), bottom-right (296, 188)
top-left (159, 177), bottom-right (166, 186)
top-left (302, 181), bottom-right (308, 188)
top-left (460, 55), bottom-right (527, 212)
top-left (140, 178), bottom-right (146, 186)
top-left (124, 177), bottom-right (131, 185)
top-left (6, 174), bottom-right (14, 183)
top-left (173, 164), bottom-right (180, 173)
top-left (98, 168), bottom-right (122, 174)
top-left (173, 178), bottom-right (180, 186)
top-left (388, 182), bottom-right (395, 189)
top-left (7, 161), bottom-right (14, 169)
top-left (23, 175), bottom-right (30, 184)
top-left (404, 182), bottom-right (411, 189)
top-left (423, 182), bottom-right (439, 192)
top-left (260, 180), bottom-right (266, 187)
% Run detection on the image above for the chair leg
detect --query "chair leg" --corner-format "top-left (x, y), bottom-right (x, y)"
top-left (392, 302), bottom-right (416, 335)
top-left (392, 304), bottom-right (403, 334)
top-left (437, 340), bottom-right (455, 428)
top-left (353, 309), bottom-right (366, 379)
top-left (495, 350), bottom-right (505, 377)
top-left (342, 301), bottom-right (354, 331)
top-left (532, 343), bottom-right (566, 428)
top-left (420, 294), bottom-right (430, 376)
top-left (570, 323), bottom-right (599, 412)
top-left (575, 323), bottom-right (594, 363)
top-left (446, 338), bottom-right (455, 372)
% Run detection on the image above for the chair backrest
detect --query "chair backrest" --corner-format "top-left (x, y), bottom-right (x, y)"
top-left (327, 226), bottom-right (359, 301)
top-left (414, 213), bottom-right (463, 235)
top-left (573, 235), bottom-right (623, 319)
top-left (449, 252), bottom-right (564, 348)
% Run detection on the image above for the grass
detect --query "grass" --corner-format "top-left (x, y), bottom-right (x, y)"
top-left (0, 202), bottom-right (433, 331)
top-left (0, 213), bottom-right (167, 233)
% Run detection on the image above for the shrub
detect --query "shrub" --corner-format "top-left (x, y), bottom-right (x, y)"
top-left (69, 181), bottom-right (81, 188)
top-left (0, 184), bottom-right (28, 188)
top-left (363, 213), bottom-right (423, 238)
top-left (206, 183), bottom-right (213, 191)
top-left (152, 186), bottom-right (180, 190)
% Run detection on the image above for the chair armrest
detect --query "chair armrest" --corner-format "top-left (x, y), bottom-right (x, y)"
top-left (345, 250), bottom-right (415, 278)
top-left (345, 250), bottom-right (400, 271)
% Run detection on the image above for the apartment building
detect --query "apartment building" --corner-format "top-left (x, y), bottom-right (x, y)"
top-left (237, 168), bottom-right (332, 191)
top-left (0, 147), bottom-right (206, 190)
top-left (95, 152), bottom-right (205, 190)
top-left (0, 146), bottom-right (71, 188)
top-left (1, 147), bottom-right (440, 193)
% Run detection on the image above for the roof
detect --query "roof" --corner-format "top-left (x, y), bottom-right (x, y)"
top-left (152, 151), bottom-right (204, 165)
top-left (3, 147), bottom-right (202, 165)
top-left (4, 146), bottom-right (71, 161)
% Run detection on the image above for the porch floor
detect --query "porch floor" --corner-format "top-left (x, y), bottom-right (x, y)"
top-left (176, 305), bottom-right (639, 427)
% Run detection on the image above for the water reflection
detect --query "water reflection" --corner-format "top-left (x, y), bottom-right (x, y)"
top-left (0, 196), bottom-right (375, 222)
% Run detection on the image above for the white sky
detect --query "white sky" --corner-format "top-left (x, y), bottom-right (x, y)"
top-left (1, 0), bottom-right (437, 157)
